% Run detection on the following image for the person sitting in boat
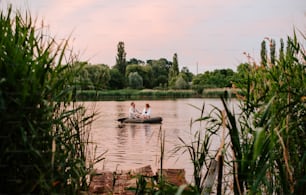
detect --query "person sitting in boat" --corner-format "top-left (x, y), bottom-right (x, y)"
top-left (129, 102), bottom-right (141, 118)
top-left (141, 103), bottom-right (151, 119)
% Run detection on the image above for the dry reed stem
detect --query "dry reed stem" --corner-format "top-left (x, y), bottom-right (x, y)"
top-left (274, 126), bottom-right (294, 193)
top-left (232, 149), bottom-right (242, 195)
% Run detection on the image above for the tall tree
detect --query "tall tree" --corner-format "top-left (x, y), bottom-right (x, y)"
top-left (168, 53), bottom-right (179, 87)
top-left (114, 41), bottom-right (127, 76)
top-left (169, 53), bottom-right (179, 77)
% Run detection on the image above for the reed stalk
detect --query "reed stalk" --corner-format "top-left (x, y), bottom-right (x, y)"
top-left (0, 5), bottom-right (102, 194)
top-left (173, 32), bottom-right (305, 194)
top-left (223, 31), bottom-right (306, 194)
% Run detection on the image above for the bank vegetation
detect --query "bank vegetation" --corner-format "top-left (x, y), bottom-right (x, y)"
top-left (1, 5), bottom-right (305, 195)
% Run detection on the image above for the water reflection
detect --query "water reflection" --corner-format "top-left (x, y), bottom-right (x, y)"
top-left (116, 126), bottom-right (128, 145)
top-left (89, 98), bottom-right (236, 182)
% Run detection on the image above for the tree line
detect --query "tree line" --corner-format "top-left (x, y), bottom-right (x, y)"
top-left (73, 39), bottom-right (292, 96)
top-left (73, 41), bottom-right (241, 93)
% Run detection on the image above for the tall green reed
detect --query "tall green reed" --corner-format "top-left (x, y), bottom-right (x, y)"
top-left (0, 6), bottom-right (101, 194)
top-left (173, 102), bottom-right (224, 194)
top-left (226, 31), bottom-right (305, 194)
top-left (172, 32), bottom-right (305, 195)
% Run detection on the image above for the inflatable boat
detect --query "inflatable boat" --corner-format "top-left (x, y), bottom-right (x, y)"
top-left (117, 117), bottom-right (162, 124)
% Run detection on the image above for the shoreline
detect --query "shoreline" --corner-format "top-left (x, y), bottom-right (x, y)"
top-left (75, 88), bottom-right (238, 101)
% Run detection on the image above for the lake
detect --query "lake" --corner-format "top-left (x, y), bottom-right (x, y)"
top-left (88, 98), bottom-right (236, 182)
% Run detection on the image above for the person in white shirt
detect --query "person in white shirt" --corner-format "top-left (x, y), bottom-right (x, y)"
top-left (141, 103), bottom-right (151, 119)
top-left (129, 102), bottom-right (140, 118)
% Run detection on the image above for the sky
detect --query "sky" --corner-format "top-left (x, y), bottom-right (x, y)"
top-left (1, 0), bottom-right (305, 73)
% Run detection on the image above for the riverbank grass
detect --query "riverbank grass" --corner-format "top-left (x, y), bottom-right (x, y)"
top-left (75, 88), bottom-right (238, 100)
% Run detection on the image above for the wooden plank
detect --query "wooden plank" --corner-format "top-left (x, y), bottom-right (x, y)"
top-left (201, 159), bottom-right (218, 195)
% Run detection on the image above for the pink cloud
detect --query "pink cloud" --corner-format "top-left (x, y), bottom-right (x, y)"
top-left (2, 0), bottom-right (305, 72)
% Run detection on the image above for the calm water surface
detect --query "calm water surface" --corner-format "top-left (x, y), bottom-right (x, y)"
top-left (88, 98), bottom-right (235, 182)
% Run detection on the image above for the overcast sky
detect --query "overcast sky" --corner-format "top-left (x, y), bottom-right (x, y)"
top-left (1, 0), bottom-right (305, 73)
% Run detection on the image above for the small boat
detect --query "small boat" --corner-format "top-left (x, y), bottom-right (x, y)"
top-left (117, 117), bottom-right (162, 124)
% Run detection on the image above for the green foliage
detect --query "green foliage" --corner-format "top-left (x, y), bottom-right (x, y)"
top-left (111, 55), bottom-right (177, 89)
top-left (147, 58), bottom-right (172, 73)
top-left (128, 72), bottom-right (143, 89)
top-left (175, 127), bottom-right (211, 192)
top-left (75, 62), bottom-right (110, 90)
top-left (126, 64), bottom-right (143, 77)
top-left (169, 53), bottom-right (180, 87)
top-left (261, 40), bottom-right (267, 66)
top-left (126, 64), bottom-right (153, 88)
top-left (173, 101), bottom-right (225, 194)
top-left (148, 58), bottom-right (171, 88)
top-left (228, 32), bottom-right (306, 194)
top-left (181, 66), bottom-right (194, 82)
top-left (175, 75), bottom-right (189, 89)
top-left (192, 69), bottom-right (234, 89)
top-left (168, 76), bottom-right (178, 88)
top-left (171, 53), bottom-right (179, 76)
top-left (113, 41), bottom-right (127, 81)
top-left (174, 32), bottom-right (305, 195)
top-left (72, 55), bottom-right (193, 90)
top-left (108, 68), bottom-right (125, 89)
top-left (221, 96), bottom-right (274, 194)
top-left (75, 89), bottom-right (196, 100)
top-left (127, 57), bottom-right (144, 65)
top-left (153, 75), bottom-right (168, 89)
top-left (85, 64), bottom-right (110, 89)
top-left (0, 6), bottom-right (99, 194)
top-left (269, 39), bottom-right (276, 65)
top-left (233, 63), bottom-right (252, 85)
top-left (128, 127), bottom-right (194, 195)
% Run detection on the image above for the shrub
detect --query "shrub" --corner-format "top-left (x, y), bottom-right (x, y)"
top-left (128, 72), bottom-right (143, 89)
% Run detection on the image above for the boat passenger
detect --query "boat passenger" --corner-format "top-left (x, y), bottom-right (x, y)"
top-left (129, 102), bottom-right (140, 118)
top-left (141, 103), bottom-right (151, 119)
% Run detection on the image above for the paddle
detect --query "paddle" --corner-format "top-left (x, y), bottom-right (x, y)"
top-left (117, 117), bottom-right (128, 122)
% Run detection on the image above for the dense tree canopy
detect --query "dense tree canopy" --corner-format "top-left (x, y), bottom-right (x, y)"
top-left (73, 43), bottom-right (240, 91)
top-left (127, 58), bottom-right (144, 65)
top-left (108, 68), bottom-right (125, 89)
top-left (192, 69), bottom-right (234, 89)
top-left (126, 64), bottom-right (153, 88)
top-left (147, 58), bottom-right (171, 88)
top-left (74, 62), bottom-right (110, 90)
top-left (181, 66), bottom-right (193, 82)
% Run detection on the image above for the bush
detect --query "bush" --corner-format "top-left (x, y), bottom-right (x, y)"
top-left (128, 72), bottom-right (143, 89)
top-left (174, 76), bottom-right (189, 89)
